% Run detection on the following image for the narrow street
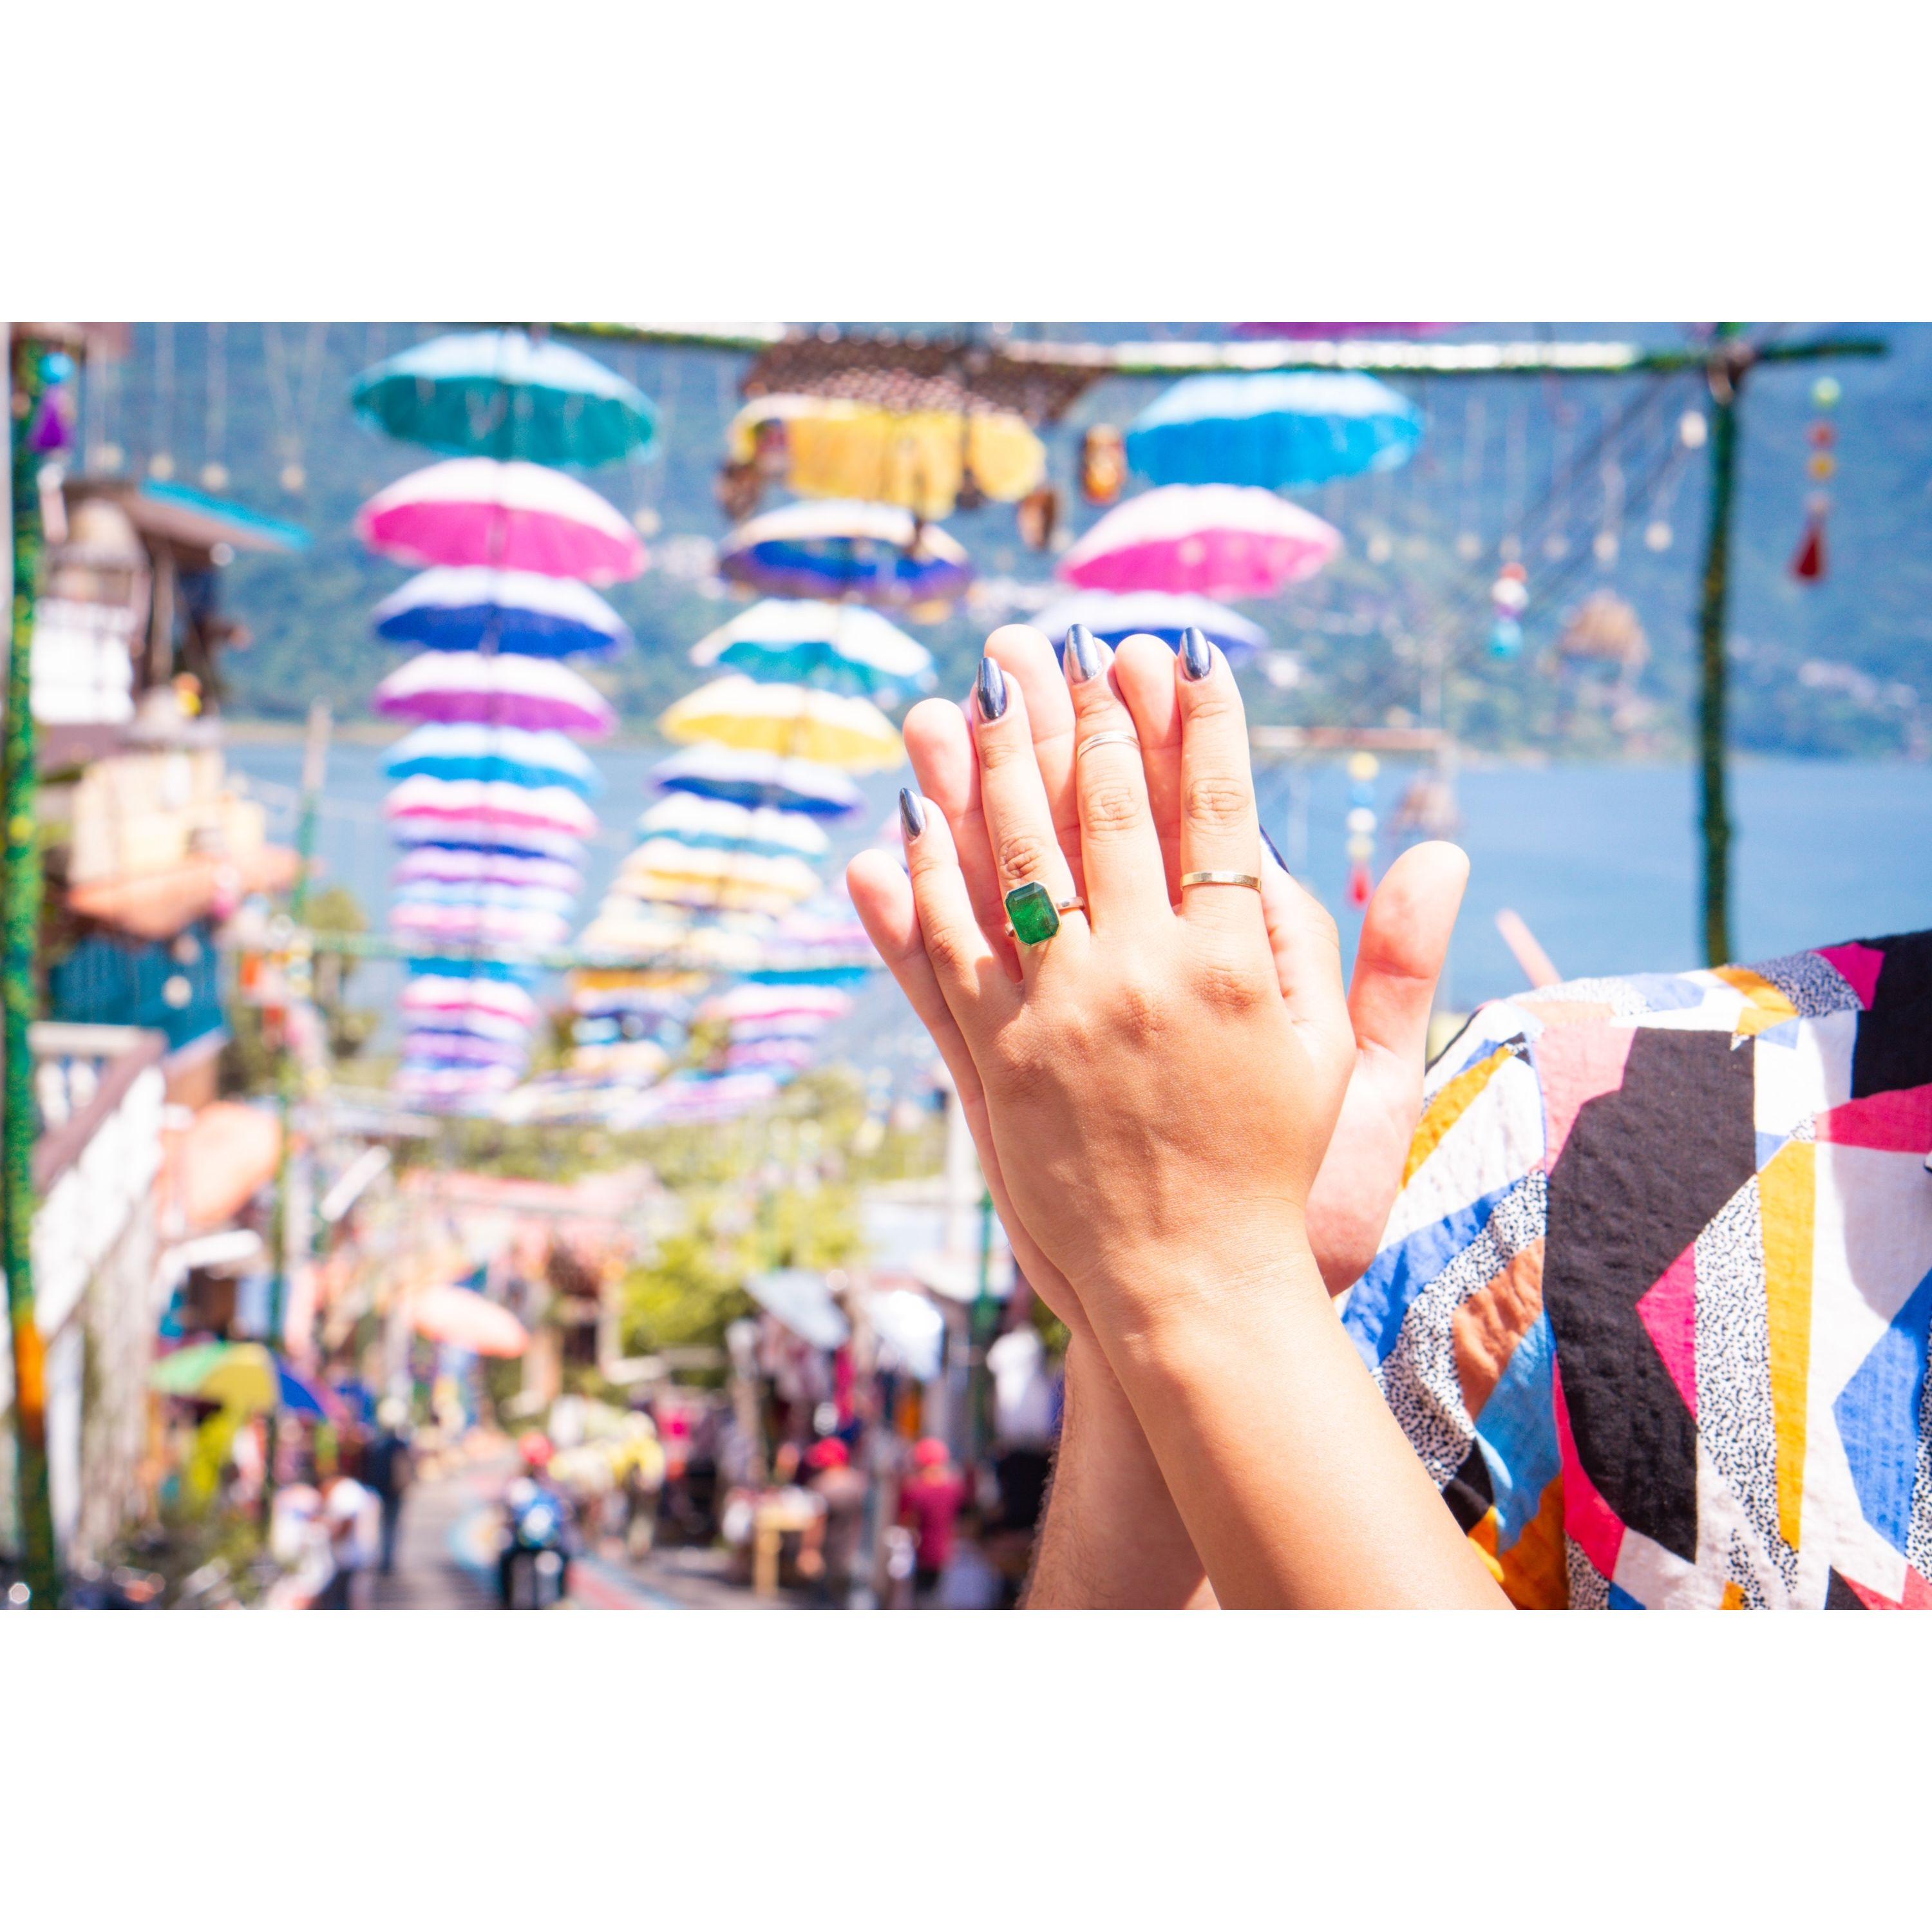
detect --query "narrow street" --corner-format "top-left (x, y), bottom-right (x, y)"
top-left (363, 1446), bottom-right (786, 1611)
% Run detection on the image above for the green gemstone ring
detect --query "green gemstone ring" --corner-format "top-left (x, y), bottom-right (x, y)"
top-left (1004, 882), bottom-right (1084, 945)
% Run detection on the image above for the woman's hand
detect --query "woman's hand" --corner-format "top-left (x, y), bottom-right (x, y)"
top-left (849, 625), bottom-right (1508, 1607)
top-left (859, 625), bottom-right (1352, 1349)
top-left (855, 624), bottom-right (1466, 1314)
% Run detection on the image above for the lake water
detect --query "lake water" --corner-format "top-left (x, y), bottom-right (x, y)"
top-left (227, 739), bottom-right (1932, 1079)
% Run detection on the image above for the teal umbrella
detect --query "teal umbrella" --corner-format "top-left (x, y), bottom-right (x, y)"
top-left (352, 330), bottom-right (658, 468)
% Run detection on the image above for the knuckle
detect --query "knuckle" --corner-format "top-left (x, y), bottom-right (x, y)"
top-left (1184, 775), bottom-right (1253, 833)
top-left (1191, 933), bottom-right (1275, 1014)
top-left (1104, 967), bottom-right (1166, 1046)
top-left (1081, 779), bottom-right (1146, 836)
top-left (1182, 687), bottom-right (1243, 729)
top-left (976, 731), bottom-right (1032, 775)
top-left (994, 828), bottom-right (1056, 883)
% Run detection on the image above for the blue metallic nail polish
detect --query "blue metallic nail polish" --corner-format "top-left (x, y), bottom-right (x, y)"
top-left (1260, 822), bottom-right (1289, 873)
top-left (899, 788), bottom-right (925, 840)
top-left (1180, 625), bottom-right (1213, 682)
top-left (1063, 622), bottom-right (1102, 684)
top-left (976, 656), bottom-right (1008, 721)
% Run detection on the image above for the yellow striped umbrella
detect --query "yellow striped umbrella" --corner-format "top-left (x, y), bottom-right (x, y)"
top-left (659, 676), bottom-right (904, 772)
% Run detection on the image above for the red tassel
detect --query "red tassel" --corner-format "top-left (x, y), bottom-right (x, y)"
top-left (1791, 513), bottom-right (1827, 583)
top-left (1347, 862), bottom-right (1373, 908)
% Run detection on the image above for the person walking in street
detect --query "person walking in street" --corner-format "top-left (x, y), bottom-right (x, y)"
top-left (898, 1439), bottom-right (969, 1607)
top-left (363, 1398), bottom-right (414, 1578)
top-left (800, 1436), bottom-right (869, 1607)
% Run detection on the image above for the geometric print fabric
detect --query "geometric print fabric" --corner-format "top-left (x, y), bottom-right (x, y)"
top-left (1343, 931), bottom-right (1932, 1608)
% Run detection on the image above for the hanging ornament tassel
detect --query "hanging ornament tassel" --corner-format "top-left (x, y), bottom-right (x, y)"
top-left (1347, 861), bottom-right (1373, 909)
top-left (1791, 507), bottom-right (1827, 583)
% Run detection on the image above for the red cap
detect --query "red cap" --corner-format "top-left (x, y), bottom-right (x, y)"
top-left (913, 1437), bottom-right (950, 1468)
top-left (806, 1437), bottom-right (850, 1470)
top-left (517, 1432), bottom-right (553, 1470)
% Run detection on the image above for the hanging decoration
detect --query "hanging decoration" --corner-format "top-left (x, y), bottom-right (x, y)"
top-left (1345, 752), bottom-right (1379, 908)
top-left (1791, 375), bottom-right (1839, 584)
top-left (1488, 560), bottom-right (1528, 659)
top-left (348, 331), bottom-right (655, 1113)
top-left (723, 394), bottom-right (1044, 520)
top-left (1125, 372), bottom-right (1422, 490)
top-left (1079, 426), bottom-right (1126, 504)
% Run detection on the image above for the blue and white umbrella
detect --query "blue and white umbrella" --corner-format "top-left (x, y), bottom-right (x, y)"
top-left (651, 744), bottom-right (864, 819)
top-left (384, 723), bottom-right (603, 797)
top-left (1127, 371), bottom-right (1423, 489)
top-left (372, 567), bottom-right (632, 661)
top-left (352, 330), bottom-right (658, 469)
top-left (1032, 590), bottom-right (1269, 661)
top-left (691, 598), bottom-right (935, 699)
top-left (636, 792), bottom-right (829, 861)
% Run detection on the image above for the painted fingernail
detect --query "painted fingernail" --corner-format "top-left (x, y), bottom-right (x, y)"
top-left (976, 656), bottom-right (1008, 721)
top-left (898, 788), bottom-right (925, 840)
top-left (1180, 626), bottom-right (1213, 682)
top-left (1063, 622), bottom-right (1102, 685)
top-left (1260, 823), bottom-right (1289, 873)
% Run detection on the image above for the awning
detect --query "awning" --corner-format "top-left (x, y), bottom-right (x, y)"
top-left (745, 1269), bottom-right (849, 1350)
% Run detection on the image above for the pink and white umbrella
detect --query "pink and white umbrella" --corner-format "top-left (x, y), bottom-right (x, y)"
top-left (395, 1065), bottom-right (521, 1105)
top-left (402, 1029), bottom-right (532, 1067)
top-left (356, 459), bottom-right (647, 584)
top-left (384, 775), bottom-right (599, 842)
top-left (390, 902), bottom-right (568, 947)
top-left (393, 849), bottom-right (583, 896)
top-left (1057, 484), bottom-right (1340, 598)
top-left (402, 976), bottom-right (543, 1028)
top-left (373, 650), bottom-right (617, 737)
top-left (701, 984), bottom-right (853, 1026)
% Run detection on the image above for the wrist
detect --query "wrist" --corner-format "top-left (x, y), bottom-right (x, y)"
top-left (1072, 1209), bottom-right (1325, 1360)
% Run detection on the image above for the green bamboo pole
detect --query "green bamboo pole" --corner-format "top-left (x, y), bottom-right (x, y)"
top-left (261, 702), bottom-right (329, 1517)
top-left (3, 330), bottom-right (59, 1605)
top-left (1696, 328), bottom-right (1745, 967)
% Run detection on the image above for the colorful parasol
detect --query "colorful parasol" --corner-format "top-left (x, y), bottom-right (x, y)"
top-left (150, 1341), bottom-right (342, 1420)
top-left (385, 722), bottom-right (601, 797)
top-left (384, 774), bottom-right (599, 842)
top-left (393, 848), bottom-right (582, 895)
top-left (717, 500), bottom-right (969, 610)
top-left (402, 975), bottom-right (544, 1028)
top-left (651, 745), bottom-right (864, 819)
top-left (660, 676), bottom-right (903, 772)
top-left (394, 1064), bottom-right (521, 1104)
top-left (391, 822), bottom-right (586, 864)
top-left (393, 878), bottom-right (578, 917)
top-left (409, 1283), bottom-right (531, 1358)
top-left (1032, 590), bottom-right (1267, 661)
top-left (1126, 372), bottom-right (1422, 489)
top-left (352, 330), bottom-right (659, 469)
top-left (1057, 484), bottom-right (1341, 598)
top-left (372, 567), bottom-right (632, 659)
top-left (701, 983), bottom-right (853, 1026)
top-left (402, 1003), bottom-right (536, 1046)
top-left (390, 902), bottom-right (569, 947)
top-left (356, 459), bottom-right (647, 584)
top-left (636, 793), bottom-right (829, 860)
top-left (373, 650), bottom-right (617, 737)
top-left (401, 1030), bottom-right (532, 1068)
top-left (728, 394), bottom-right (1045, 518)
top-left (621, 841), bottom-right (821, 902)
top-left (691, 598), bottom-right (934, 699)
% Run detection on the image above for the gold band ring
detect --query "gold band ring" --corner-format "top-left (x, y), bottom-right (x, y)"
top-left (1075, 731), bottom-right (1141, 762)
top-left (1180, 871), bottom-right (1262, 892)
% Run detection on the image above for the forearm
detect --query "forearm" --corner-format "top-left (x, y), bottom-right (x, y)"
top-left (1103, 1247), bottom-right (1509, 1611)
top-left (1023, 1338), bottom-right (1216, 1609)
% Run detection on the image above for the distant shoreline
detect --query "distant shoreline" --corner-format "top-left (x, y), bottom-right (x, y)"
top-left (211, 715), bottom-right (1921, 768)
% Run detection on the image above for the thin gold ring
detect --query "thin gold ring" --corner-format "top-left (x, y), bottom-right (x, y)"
top-left (1180, 871), bottom-right (1262, 892)
top-left (1075, 730), bottom-right (1141, 762)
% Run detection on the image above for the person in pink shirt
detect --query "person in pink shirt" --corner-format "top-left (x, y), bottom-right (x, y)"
top-left (899, 1438), bottom-right (969, 1604)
